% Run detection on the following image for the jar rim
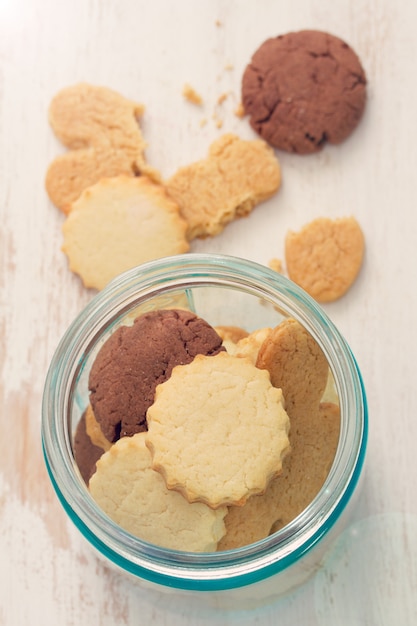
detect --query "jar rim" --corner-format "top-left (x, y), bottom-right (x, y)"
top-left (41, 253), bottom-right (368, 591)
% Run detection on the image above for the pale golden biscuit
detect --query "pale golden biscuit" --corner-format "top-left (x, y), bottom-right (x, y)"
top-left (215, 325), bottom-right (249, 353)
top-left (217, 484), bottom-right (278, 550)
top-left (46, 83), bottom-right (159, 213)
top-left (285, 216), bottom-right (365, 302)
top-left (215, 325), bottom-right (249, 345)
top-left (219, 319), bottom-right (328, 550)
top-left (218, 402), bottom-right (340, 550)
top-left (89, 433), bottom-right (227, 552)
top-left (48, 83), bottom-right (146, 153)
top-left (85, 404), bottom-right (112, 452)
top-left (233, 327), bottom-right (272, 364)
top-left (45, 146), bottom-right (160, 215)
top-left (267, 401), bottom-right (341, 531)
top-left (234, 102), bottom-right (245, 118)
top-left (62, 176), bottom-right (189, 291)
top-left (256, 318), bottom-right (328, 422)
top-left (182, 83), bottom-right (203, 105)
top-left (165, 133), bottom-right (281, 239)
top-left (146, 352), bottom-right (290, 509)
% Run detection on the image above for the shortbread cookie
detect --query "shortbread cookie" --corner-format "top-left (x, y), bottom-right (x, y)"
top-left (165, 133), bottom-right (281, 239)
top-left (256, 318), bottom-right (328, 422)
top-left (46, 83), bottom-right (159, 212)
top-left (89, 309), bottom-right (224, 442)
top-left (242, 30), bottom-right (367, 154)
top-left (217, 480), bottom-right (279, 550)
top-left (285, 216), bottom-right (365, 302)
top-left (85, 404), bottom-right (111, 452)
top-left (146, 352), bottom-right (290, 509)
top-left (61, 175), bottom-right (189, 290)
top-left (89, 433), bottom-right (227, 551)
top-left (217, 320), bottom-right (330, 549)
top-left (73, 408), bottom-right (106, 484)
top-left (218, 401), bottom-right (340, 549)
top-left (268, 401), bottom-right (341, 531)
top-left (233, 327), bottom-right (272, 364)
top-left (46, 146), bottom-right (144, 215)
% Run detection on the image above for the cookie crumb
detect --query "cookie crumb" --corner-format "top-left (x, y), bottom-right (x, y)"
top-left (217, 92), bottom-right (228, 105)
top-left (146, 352), bottom-right (290, 509)
top-left (234, 102), bottom-right (245, 118)
top-left (268, 258), bottom-right (284, 274)
top-left (89, 433), bottom-right (227, 551)
top-left (182, 83), bottom-right (203, 105)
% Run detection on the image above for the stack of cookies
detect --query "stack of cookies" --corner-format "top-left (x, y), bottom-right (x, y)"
top-left (75, 308), bottom-right (340, 552)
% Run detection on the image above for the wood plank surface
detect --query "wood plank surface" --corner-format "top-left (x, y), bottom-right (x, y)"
top-left (1, 0), bottom-right (417, 624)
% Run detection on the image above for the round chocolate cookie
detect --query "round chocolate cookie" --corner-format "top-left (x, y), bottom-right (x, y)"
top-left (241, 30), bottom-right (367, 154)
top-left (89, 309), bottom-right (225, 442)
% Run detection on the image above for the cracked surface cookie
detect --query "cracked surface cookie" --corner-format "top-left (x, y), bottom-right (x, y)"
top-left (146, 352), bottom-right (290, 509)
top-left (241, 30), bottom-right (367, 154)
top-left (218, 401), bottom-right (340, 549)
top-left (285, 216), bottom-right (365, 302)
top-left (165, 133), bottom-right (281, 238)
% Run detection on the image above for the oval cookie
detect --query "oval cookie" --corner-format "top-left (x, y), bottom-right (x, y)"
top-left (46, 83), bottom-right (159, 212)
top-left (285, 216), bottom-right (365, 302)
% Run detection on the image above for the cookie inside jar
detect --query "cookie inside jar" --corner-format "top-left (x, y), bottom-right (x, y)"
top-left (73, 290), bottom-right (340, 552)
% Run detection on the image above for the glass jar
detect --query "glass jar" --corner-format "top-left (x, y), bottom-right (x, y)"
top-left (41, 253), bottom-right (367, 610)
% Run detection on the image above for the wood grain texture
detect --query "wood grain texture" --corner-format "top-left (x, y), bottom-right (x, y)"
top-left (1, 0), bottom-right (417, 623)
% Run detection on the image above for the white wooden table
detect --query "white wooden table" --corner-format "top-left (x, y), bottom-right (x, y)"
top-left (1, 0), bottom-right (417, 623)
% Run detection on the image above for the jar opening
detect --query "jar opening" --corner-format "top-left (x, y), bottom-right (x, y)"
top-left (42, 254), bottom-right (367, 591)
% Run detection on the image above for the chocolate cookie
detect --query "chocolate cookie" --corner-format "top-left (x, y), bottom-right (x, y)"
top-left (88, 309), bottom-right (224, 442)
top-left (73, 409), bottom-right (105, 484)
top-left (241, 30), bottom-right (367, 154)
